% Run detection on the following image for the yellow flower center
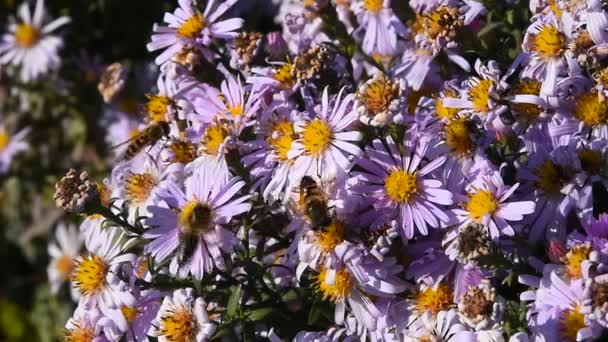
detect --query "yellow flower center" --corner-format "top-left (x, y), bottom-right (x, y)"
top-left (302, 119), bottom-right (333, 155)
top-left (537, 160), bottom-right (564, 195)
top-left (121, 306), bottom-right (139, 325)
top-left (177, 13), bottom-right (205, 39)
top-left (227, 103), bottom-right (244, 117)
top-left (560, 306), bottom-right (586, 341)
top-left (146, 95), bottom-right (171, 123)
top-left (268, 120), bottom-right (296, 161)
top-left (314, 268), bottom-right (352, 303)
top-left (579, 149), bottom-right (602, 174)
top-left (511, 80), bottom-right (542, 122)
top-left (202, 124), bottom-right (228, 156)
top-left (416, 283), bottom-right (453, 315)
top-left (72, 255), bottom-right (107, 296)
top-left (385, 169), bottom-right (417, 203)
top-left (15, 23), bottom-right (39, 48)
top-left (159, 307), bottom-right (197, 342)
top-left (466, 190), bottom-right (498, 223)
top-left (63, 324), bottom-right (95, 342)
top-left (170, 140), bottom-right (197, 164)
top-left (273, 63), bottom-right (295, 89)
top-left (562, 244), bottom-right (592, 280)
top-left (435, 89), bottom-right (460, 120)
top-left (362, 0), bottom-right (383, 13)
top-left (125, 172), bottom-right (156, 204)
top-left (315, 220), bottom-right (345, 253)
top-left (468, 79), bottom-right (493, 113)
top-left (445, 118), bottom-right (474, 155)
top-left (534, 25), bottom-right (565, 60)
top-left (0, 131), bottom-right (10, 152)
top-left (179, 201), bottom-right (213, 234)
top-left (549, 0), bottom-right (562, 18)
top-left (575, 91), bottom-right (608, 127)
top-left (359, 75), bottom-right (398, 115)
top-left (55, 255), bottom-right (74, 281)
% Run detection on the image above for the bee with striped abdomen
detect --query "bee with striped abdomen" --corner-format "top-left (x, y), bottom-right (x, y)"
top-left (114, 121), bottom-right (170, 161)
top-left (297, 176), bottom-right (333, 231)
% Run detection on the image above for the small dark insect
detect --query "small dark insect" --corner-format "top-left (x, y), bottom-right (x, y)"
top-left (298, 176), bottom-right (332, 231)
top-left (177, 202), bottom-right (214, 266)
top-left (114, 121), bottom-right (170, 161)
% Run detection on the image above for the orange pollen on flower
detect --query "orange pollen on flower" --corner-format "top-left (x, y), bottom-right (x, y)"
top-left (416, 283), bottom-right (453, 315)
top-left (575, 91), bottom-right (608, 127)
top-left (385, 169), bottom-right (417, 203)
top-left (268, 120), bottom-right (296, 162)
top-left (560, 306), bottom-right (586, 341)
top-left (202, 124), bottom-right (228, 156)
top-left (72, 254), bottom-right (107, 296)
top-left (578, 149), bottom-right (602, 174)
top-left (55, 255), bottom-right (75, 281)
top-left (63, 323), bottom-right (96, 342)
top-left (15, 23), bottom-right (39, 48)
top-left (362, 0), bottom-right (383, 13)
top-left (466, 190), bottom-right (498, 223)
top-left (537, 159), bottom-right (564, 195)
top-left (136, 259), bottom-right (149, 279)
top-left (534, 25), bottom-right (565, 59)
top-left (125, 172), bottom-right (156, 204)
top-left (549, 0), bottom-right (563, 18)
top-left (179, 200), bottom-right (213, 234)
top-left (302, 119), bottom-right (333, 155)
top-left (359, 75), bottom-right (398, 115)
top-left (0, 131), bottom-right (10, 152)
top-left (315, 220), bottom-right (345, 253)
top-left (445, 118), bottom-right (474, 155)
top-left (561, 244), bottom-right (592, 280)
top-left (273, 63), bottom-right (295, 89)
top-left (146, 95), bottom-right (172, 123)
top-left (159, 307), bottom-right (198, 342)
top-left (435, 89), bottom-right (460, 120)
top-left (169, 140), bottom-right (197, 164)
top-left (121, 306), bottom-right (139, 325)
top-left (177, 13), bottom-right (205, 39)
top-left (468, 79), bottom-right (493, 113)
top-left (511, 80), bottom-right (542, 121)
top-left (314, 268), bottom-right (352, 303)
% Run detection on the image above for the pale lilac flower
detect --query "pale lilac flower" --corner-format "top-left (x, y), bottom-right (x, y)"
top-left (453, 170), bottom-right (535, 240)
top-left (100, 291), bottom-right (164, 342)
top-left (0, 0), bottom-right (70, 81)
top-left (147, 0), bottom-right (243, 65)
top-left (64, 304), bottom-right (108, 342)
top-left (148, 288), bottom-right (216, 341)
top-left (0, 123), bottom-right (29, 173)
top-left (47, 223), bottom-right (82, 300)
top-left (349, 133), bottom-right (453, 240)
top-left (402, 309), bottom-right (473, 341)
top-left (144, 163), bottom-right (252, 280)
top-left (288, 87), bottom-right (362, 182)
top-left (351, 0), bottom-right (405, 56)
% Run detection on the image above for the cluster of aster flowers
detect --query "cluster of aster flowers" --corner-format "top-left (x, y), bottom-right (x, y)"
top-left (33, 0), bottom-right (608, 340)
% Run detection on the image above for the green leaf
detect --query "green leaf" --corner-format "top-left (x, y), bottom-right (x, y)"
top-left (226, 285), bottom-right (242, 318)
top-left (247, 307), bottom-right (274, 321)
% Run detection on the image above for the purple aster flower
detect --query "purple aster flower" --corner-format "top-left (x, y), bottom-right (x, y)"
top-left (148, 288), bottom-right (216, 341)
top-left (147, 0), bottom-right (243, 65)
top-left (63, 304), bottom-right (109, 342)
top-left (353, 72), bottom-right (408, 127)
top-left (0, 123), bottom-right (29, 173)
top-left (100, 290), bottom-right (164, 342)
top-left (288, 87), bottom-right (362, 182)
top-left (452, 170), bottom-right (535, 240)
top-left (349, 131), bottom-right (453, 240)
top-left (144, 162), bottom-right (252, 280)
top-left (402, 309), bottom-right (473, 341)
top-left (351, 0), bottom-right (405, 56)
top-left (0, 0), bottom-right (70, 81)
top-left (47, 222), bottom-right (82, 300)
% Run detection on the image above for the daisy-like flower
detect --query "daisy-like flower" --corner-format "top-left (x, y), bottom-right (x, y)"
top-left (47, 223), bottom-right (82, 300)
top-left (71, 227), bottom-right (136, 313)
top-left (0, 0), bottom-right (70, 81)
top-left (147, 0), bottom-right (243, 65)
top-left (453, 170), bottom-right (535, 240)
top-left (582, 272), bottom-right (608, 329)
top-left (148, 288), bottom-right (215, 341)
top-left (144, 162), bottom-right (252, 280)
top-left (456, 280), bottom-right (505, 331)
top-left (248, 60), bottom-right (297, 98)
top-left (143, 66), bottom-right (197, 123)
top-left (349, 133), bottom-right (453, 240)
top-left (100, 290), bottom-right (164, 342)
top-left (573, 88), bottom-right (608, 139)
top-left (402, 309), bottom-right (472, 341)
top-left (288, 87), bottom-right (362, 182)
top-left (354, 72), bottom-right (407, 127)
top-left (351, 0), bottom-right (405, 56)
top-left (0, 123), bottom-right (29, 173)
top-left (63, 305), bottom-right (108, 342)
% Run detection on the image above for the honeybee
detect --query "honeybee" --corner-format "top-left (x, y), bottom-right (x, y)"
top-left (115, 121), bottom-right (170, 161)
top-left (177, 202), bottom-right (213, 266)
top-left (297, 176), bottom-right (333, 230)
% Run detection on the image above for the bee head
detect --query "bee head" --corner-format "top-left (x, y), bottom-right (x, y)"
top-left (300, 176), bottom-right (317, 189)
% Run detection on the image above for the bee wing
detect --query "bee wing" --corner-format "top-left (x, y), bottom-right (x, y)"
top-left (178, 233), bottom-right (199, 266)
top-left (111, 137), bottom-right (136, 149)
